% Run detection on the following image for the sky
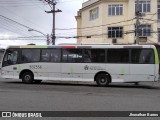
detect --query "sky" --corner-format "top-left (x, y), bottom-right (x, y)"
top-left (0, 0), bottom-right (88, 48)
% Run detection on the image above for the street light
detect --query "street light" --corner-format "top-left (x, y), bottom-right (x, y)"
top-left (28, 28), bottom-right (50, 45)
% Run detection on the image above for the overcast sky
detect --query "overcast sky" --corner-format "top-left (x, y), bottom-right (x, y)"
top-left (0, 0), bottom-right (88, 48)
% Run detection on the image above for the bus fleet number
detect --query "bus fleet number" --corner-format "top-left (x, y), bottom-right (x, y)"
top-left (30, 65), bottom-right (42, 69)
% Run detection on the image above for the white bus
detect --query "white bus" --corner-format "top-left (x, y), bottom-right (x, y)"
top-left (0, 45), bottom-right (159, 86)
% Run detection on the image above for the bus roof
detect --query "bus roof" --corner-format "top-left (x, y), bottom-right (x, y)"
top-left (6, 44), bottom-right (156, 49)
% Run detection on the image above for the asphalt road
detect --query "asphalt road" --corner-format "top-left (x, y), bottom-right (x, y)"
top-left (0, 76), bottom-right (160, 120)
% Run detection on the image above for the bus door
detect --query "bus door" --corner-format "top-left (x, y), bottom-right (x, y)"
top-left (61, 49), bottom-right (83, 81)
top-left (130, 49), bottom-right (155, 81)
top-left (2, 49), bottom-right (19, 79)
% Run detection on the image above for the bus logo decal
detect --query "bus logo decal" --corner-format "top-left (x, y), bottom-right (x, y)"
top-left (84, 65), bottom-right (89, 70)
top-left (84, 65), bottom-right (105, 71)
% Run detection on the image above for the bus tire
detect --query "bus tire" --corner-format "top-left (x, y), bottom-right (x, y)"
top-left (96, 73), bottom-right (110, 87)
top-left (22, 72), bottom-right (34, 84)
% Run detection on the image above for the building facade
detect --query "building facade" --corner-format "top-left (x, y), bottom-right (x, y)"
top-left (76, 0), bottom-right (158, 44)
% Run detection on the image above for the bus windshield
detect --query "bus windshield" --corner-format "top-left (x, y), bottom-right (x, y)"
top-left (2, 49), bottom-right (18, 67)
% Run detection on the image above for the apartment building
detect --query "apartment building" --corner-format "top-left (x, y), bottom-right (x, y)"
top-left (76, 0), bottom-right (158, 44)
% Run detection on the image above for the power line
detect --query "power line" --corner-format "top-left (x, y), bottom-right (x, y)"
top-left (55, 18), bottom-right (135, 30)
top-left (0, 18), bottom-right (37, 36)
top-left (30, 0), bottom-right (47, 11)
top-left (0, 0), bottom-right (47, 7)
top-left (0, 0), bottom-right (45, 5)
top-left (0, 14), bottom-right (46, 36)
top-left (0, 20), bottom-right (34, 36)
top-left (0, 15), bottom-right (32, 29)
top-left (0, 6), bottom-right (49, 32)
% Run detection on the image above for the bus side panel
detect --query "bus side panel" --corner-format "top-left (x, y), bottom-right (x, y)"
top-left (23, 63), bottom-right (61, 81)
top-left (106, 64), bottom-right (130, 82)
top-left (13, 65), bottom-right (20, 79)
top-left (1, 65), bottom-right (21, 79)
top-left (1, 66), bottom-right (14, 79)
top-left (61, 63), bottom-right (83, 81)
top-left (61, 63), bottom-right (131, 82)
top-left (82, 63), bottom-right (107, 82)
top-left (48, 63), bottom-right (61, 80)
top-left (130, 64), bottom-right (155, 82)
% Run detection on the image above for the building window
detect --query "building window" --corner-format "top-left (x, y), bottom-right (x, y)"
top-left (108, 4), bottom-right (123, 16)
top-left (135, 0), bottom-right (150, 13)
top-left (139, 24), bottom-right (151, 37)
top-left (108, 27), bottom-right (123, 38)
top-left (89, 7), bottom-right (99, 21)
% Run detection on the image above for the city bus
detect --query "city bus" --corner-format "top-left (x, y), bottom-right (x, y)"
top-left (0, 44), bottom-right (159, 86)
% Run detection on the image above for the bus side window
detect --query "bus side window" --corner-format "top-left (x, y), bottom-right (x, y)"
top-left (84, 49), bottom-right (91, 63)
top-left (91, 49), bottom-right (105, 63)
top-left (41, 49), bottom-right (50, 62)
top-left (131, 49), bottom-right (154, 64)
top-left (50, 49), bottom-right (61, 62)
top-left (107, 49), bottom-right (129, 63)
top-left (62, 49), bottom-right (82, 63)
top-left (22, 49), bottom-right (40, 62)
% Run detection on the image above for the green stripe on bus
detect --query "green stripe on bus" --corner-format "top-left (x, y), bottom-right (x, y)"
top-left (20, 46), bottom-right (48, 48)
top-left (154, 48), bottom-right (159, 64)
top-left (34, 46), bottom-right (48, 48)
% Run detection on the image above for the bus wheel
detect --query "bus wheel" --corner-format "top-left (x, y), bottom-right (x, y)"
top-left (22, 72), bottom-right (33, 84)
top-left (96, 74), bottom-right (110, 87)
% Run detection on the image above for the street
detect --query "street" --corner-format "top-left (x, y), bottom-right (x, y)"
top-left (0, 76), bottom-right (160, 120)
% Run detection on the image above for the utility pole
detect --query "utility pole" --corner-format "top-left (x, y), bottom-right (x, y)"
top-left (52, 1), bottom-right (56, 45)
top-left (135, 0), bottom-right (140, 44)
top-left (42, 0), bottom-right (62, 45)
